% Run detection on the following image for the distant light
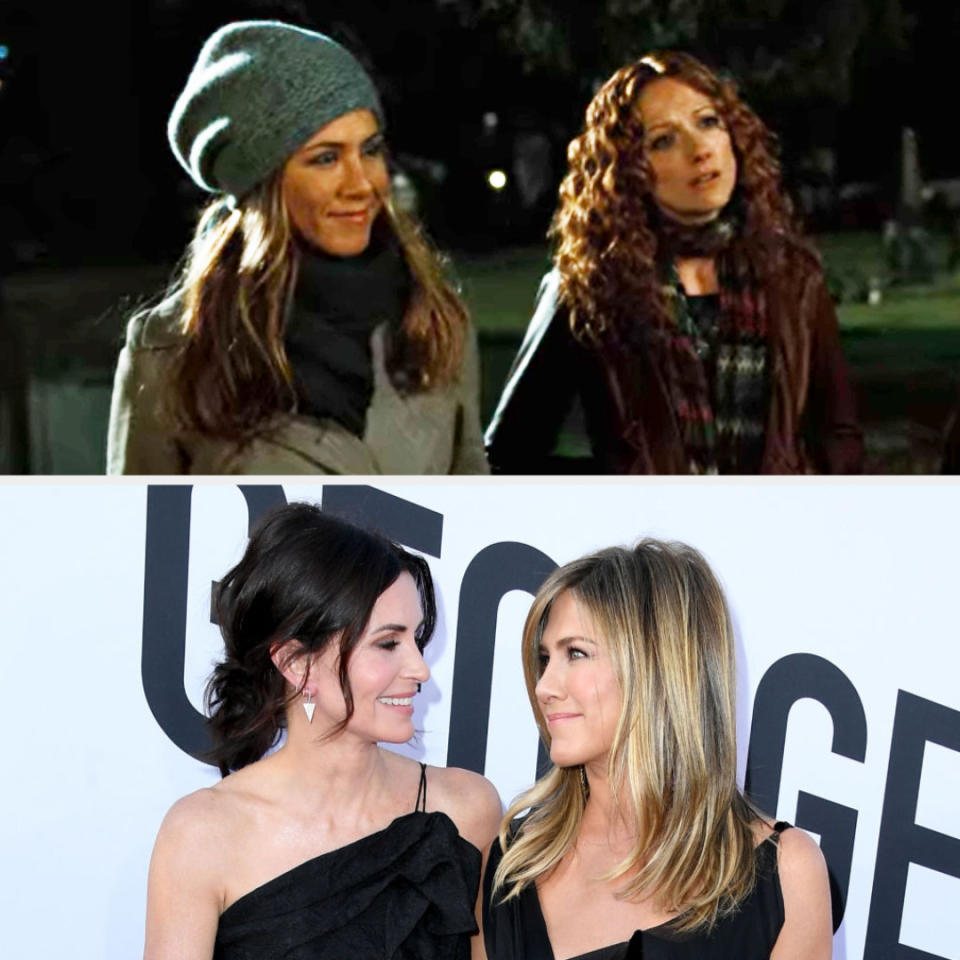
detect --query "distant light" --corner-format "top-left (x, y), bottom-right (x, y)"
top-left (487, 170), bottom-right (507, 191)
top-left (391, 171), bottom-right (417, 214)
top-left (0, 45), bottom-right (9, 60)
top-left (482, 111), bottom-right (498, 131)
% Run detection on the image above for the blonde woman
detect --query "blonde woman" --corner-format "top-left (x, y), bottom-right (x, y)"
top-left (483, 541), bottom-right (832, 959)
top-left (108, 20), bottom-right (487, 475)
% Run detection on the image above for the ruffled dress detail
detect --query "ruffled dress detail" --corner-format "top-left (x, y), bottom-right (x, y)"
top-left (215, 811), bottom-right (480, 960)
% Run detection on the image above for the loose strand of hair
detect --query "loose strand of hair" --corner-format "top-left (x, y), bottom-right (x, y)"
top-left (382, 199), bottom-right (468, 388)
top-left (169, 172), bottom-right (299, 439)
top-left (493, 542), bottom-right (763, 933)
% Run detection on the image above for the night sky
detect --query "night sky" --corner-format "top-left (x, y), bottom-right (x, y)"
top-left (0, 0), bottom-right (955, 264)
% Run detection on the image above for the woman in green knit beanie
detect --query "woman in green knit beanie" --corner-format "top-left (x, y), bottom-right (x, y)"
top-left (107, 20), bottom-right (487, 475)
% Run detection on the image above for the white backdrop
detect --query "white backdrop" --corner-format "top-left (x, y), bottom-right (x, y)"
top-left (1, 480), bottom-right (958, 960)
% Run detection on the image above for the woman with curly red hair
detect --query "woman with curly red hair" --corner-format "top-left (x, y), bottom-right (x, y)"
top-left (485, 52), bottom-right (863, 474)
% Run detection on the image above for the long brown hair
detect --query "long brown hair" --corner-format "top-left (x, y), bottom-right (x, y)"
top-left (493, 539), bottom-right (760, 934)
top-left (169, 174), bottom-right (469, 441)
top-left (553, 51), bottom-right (800, 347)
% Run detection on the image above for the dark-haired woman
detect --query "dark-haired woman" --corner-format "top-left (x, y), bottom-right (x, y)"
top-left (483, 539), bottom-right (832, 959)
top-left (108, 21), bottom-right (487, 474)
top-left (485, 52), bottom-right (863, 474)
top-left (145, 504), bottom-right (501, 959)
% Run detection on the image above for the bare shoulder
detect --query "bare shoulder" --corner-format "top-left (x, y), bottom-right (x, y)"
top-left (154, 787), bottom-right (236, 862)
top-left (426, 765), bottom-right (503, 851)
top-left (427, 764), bottom-right (502, 810)
top-left (145, 788), bottom-right (238, 959)
top-left (777, 825), bottom-right (829, 882)
top-left (157, 788), bottom-right (216, 838)
top-left (154, 779), bottom-right (257, 870)
top-left (770, 826), bottom-right (833, 960)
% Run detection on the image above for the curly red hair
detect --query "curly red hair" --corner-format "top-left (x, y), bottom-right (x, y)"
top-left (552, 51), bottom-right (799, 347)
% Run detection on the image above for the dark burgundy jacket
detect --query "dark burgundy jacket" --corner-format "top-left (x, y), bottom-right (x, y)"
top-left (485, 240), bottom-right (864, 474)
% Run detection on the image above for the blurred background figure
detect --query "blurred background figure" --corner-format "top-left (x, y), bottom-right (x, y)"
top-left (0, 283), bottom-right (29, 473)
top-left (485, 52), bottom-right (863, 474)
top-left (941, 390), bottom-right (960, 472)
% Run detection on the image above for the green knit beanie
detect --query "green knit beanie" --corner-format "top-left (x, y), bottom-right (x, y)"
top-left (168, 20), bottom-right (384, 201)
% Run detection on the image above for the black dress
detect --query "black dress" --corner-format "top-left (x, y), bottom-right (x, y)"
top-left (483, 821), bottom-right (791, 960)
top-left (214, 765), bottom-right (480, 959)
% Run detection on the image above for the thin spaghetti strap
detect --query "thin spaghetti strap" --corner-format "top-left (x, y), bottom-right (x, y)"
top-left (771, 820), bottom-right (792, 841)
top-left (414, 762), bottom-right (427, 812)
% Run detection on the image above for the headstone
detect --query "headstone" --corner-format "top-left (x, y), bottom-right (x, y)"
top-left (885, 127), bottom-right (934, 283)
top-left (901, 128), bottom-right (922, 215)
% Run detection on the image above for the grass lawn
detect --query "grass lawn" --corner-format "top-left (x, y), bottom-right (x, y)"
top-left (9, 231), bottom-right (958, 472)
top-left (453, 232), bottom-right (960, 472)
top-left (453, 245), bottom-right (553, 333)
top-left (455, 233), bottom-right (960, 333)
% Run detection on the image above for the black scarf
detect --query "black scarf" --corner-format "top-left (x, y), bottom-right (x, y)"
top-left (653, 209), bottom-right (739, 261)
top-left (285, 236), bottom-right (411, 437)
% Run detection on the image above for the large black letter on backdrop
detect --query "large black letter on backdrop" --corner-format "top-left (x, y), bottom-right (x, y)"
top-left (320, 485), bottom-right (443, 557)
top-left (447, 543), bottom-right (556, 777)
top-left (745, 653), bottom-right (866, 930)
top-left (142, 485), bottom-right (286, 760)
top-left (865, 691), bottom-right (960, 959)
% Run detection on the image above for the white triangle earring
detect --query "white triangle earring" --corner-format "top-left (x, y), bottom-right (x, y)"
top-left (302, 689), bottom-right (316, 724)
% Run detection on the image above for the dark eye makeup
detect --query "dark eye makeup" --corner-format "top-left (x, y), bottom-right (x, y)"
top-left (646, 112), bottom-right (723, 151)
top-left (362, 135), bottom-right (387, 156)
top-left (308, 149), bottom-right (338, 166)
top-left (537, 644), bottom-right (589, 672)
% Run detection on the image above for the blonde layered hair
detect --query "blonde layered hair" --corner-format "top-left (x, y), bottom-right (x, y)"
top-left (170, 172), bottom-right (469, 440)
top-left (493, 540), bottom-right (759, 933)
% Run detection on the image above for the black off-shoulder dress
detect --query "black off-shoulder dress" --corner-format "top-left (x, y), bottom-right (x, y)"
top-left (214, 764), bottom-right (480, 960)
top-left (483, 821), bottom-right (792, 960)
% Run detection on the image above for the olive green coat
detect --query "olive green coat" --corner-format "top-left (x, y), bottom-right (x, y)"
top-left (106, 296), bottom-right (489, 475)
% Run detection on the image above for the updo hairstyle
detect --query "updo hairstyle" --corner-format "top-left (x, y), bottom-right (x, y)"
top-left (205, 502), bottom-right (436, 775)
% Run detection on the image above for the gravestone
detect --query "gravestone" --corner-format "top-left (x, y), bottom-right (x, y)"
top-left (884, 128), bottom-right (934, 284)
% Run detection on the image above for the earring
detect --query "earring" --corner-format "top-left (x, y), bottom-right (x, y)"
top-left (417, 682), bottom-right (422, 693)
top-left (302, 689), bottom-right (316, 724)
